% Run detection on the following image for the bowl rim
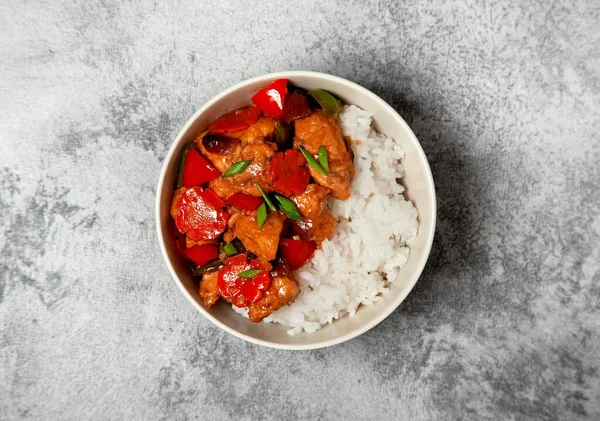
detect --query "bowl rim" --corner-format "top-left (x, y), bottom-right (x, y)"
top-left (155, 70), bottom-right (437, 350)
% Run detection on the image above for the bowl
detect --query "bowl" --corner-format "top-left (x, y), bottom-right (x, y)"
top-left (156, 71), bottom-right (436, 350)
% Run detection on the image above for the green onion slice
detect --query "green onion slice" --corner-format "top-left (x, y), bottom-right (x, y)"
top-left (274, 194), bottom-right (303, 221)
top-left (255, 183), bottom-right (276, 211)
top-left (318, 146), bottom-right (330, 174)
top-left (256, 203), bottom-right (267, 229)
top-left (223, 160), bottom-right (252, 178)
top-left (308, 90), bottom-right (342, 116)
top-left (223, 243), bottom-right (238, 255)
top-left (298, 146), bottom-right (327, 176)
top-left (275, 119), bottom-right (291, 146)
top-left (238, 269), bottom-right (263, 279)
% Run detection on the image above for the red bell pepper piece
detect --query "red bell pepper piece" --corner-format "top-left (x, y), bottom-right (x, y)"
top-left (251, 79), bottom-right (288, 119)
top-left (224, 192), bottom-right (264, 211)
top-left (183, 244), bottom-right (219, 266)
top-left (182, 149), bottom-right (221, 187)
top-left (282, 91), bottom-right (311, 122)
top-left (239, 267), bottom-right (271, 303)
top-left (217, 254), bottom-right (247, 299)
top-left (217, 253), bottom-right (272, 307)
top-left (174, 187), bottom-right (230, 241)
top-left (270, 149), bottom-right (310, 196)
top-left (201, 187), bottom-right (226, 208)
top-left (279, 238), bottom-right (317, 270)
top-left (208, 107), bottom-right (261, 134)
top-left (175, 234), bottom-right (218, 266)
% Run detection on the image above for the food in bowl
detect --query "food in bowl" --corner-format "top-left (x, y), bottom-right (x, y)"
top-left (169, 79), bottom-right (418, 334)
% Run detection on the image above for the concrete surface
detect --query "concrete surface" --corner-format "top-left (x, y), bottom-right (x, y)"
top-left (1, 0), bottom-right (600, 420)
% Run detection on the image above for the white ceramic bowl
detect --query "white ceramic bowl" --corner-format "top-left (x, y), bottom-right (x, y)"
top-left (156, 71), bottom-right (436, 350)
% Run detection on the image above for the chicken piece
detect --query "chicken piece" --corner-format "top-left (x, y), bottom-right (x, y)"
top-left (233, 211), bottom-right (286, 265)
top-left (199, 271), bottom-right (220, 307)
top-left (294, 111), bottom-right (354, 200)
top-left (170, 187), bottom-right (187, 221)
top-left (235, 142), bottom-right (277, 195)
top-left (227, 117), bottom-right (276, 145)
top-left (195, 130), bottom-right (242, 174)
top-left (208, 142), bottom-right (277, 200)
top-left (222, 207), bottom-right (248, 243)
top-left (290, 184), bottom-right (336, 246)
top-left (209, 177), bottom-right (240, 200)
top-left (248, 275), bottom-right (300, 322)
top-left (195, 116), bottom-right (275, 173)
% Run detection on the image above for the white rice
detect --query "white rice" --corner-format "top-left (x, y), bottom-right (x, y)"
top-left (233, 105), bottom-right (419, 334)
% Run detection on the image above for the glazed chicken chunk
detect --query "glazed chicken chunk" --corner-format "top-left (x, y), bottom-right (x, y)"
top-left (199, 271), bottom-right (220, 307)
top-left (170, 187), bottom-right (187, 221)
top-left (248, 275), bottom-right (300, 322)
top-left (208, 142), bottom-right (277, 199)
top-left (290, 184), bottom-right (336, 245)
top-left (294, 111), bottom-right (354, 200)
top-left (233, 211), bottom-right (286, 265)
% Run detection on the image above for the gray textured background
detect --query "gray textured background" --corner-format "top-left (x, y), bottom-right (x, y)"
top-left (1, 0), bottom-right (599, 420)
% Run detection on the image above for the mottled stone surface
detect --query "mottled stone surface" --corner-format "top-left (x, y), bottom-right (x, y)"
top-left (1, 0), bottom-right (599, 419)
